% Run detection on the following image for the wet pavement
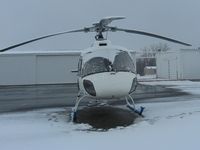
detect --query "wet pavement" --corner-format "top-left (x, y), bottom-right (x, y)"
top-left (0, 83), bottom-right (186, 113)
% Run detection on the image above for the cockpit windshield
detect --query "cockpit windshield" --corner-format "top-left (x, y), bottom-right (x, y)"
top-left (113, 51), bottom-right (135, 72)
top-left (82, 57), bottom-right (110, 77)
top-left (82, 51), bottom-right (135, 77)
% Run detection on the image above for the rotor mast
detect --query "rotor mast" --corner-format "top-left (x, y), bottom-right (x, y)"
top-left (92, 16), bottom-right (126, 40)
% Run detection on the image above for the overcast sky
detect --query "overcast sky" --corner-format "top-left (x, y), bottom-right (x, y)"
top-left (0, 0), bottom-right (199, 51)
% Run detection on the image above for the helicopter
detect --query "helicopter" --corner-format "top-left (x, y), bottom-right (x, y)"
top-left (0, 16), bottom-right (191, 122)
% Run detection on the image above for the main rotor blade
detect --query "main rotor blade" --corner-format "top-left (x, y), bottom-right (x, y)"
top-left (0, 29), bottom-right (85, 52)
top-left (99, 16), bottom-right (126, 26)
top-left (113, 27), bottom-right (191, 46)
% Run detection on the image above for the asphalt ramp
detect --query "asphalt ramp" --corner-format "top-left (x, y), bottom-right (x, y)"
top-left (75, 106), bottom-right (138, 130)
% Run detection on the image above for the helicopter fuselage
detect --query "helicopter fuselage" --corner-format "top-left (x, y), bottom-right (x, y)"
top-left (77, 40), bottom-right (137, 99)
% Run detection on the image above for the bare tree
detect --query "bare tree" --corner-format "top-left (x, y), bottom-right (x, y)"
top-left (141, 43), bottom-right (170, 57)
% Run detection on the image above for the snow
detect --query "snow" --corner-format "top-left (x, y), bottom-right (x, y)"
top-left (1, 81), bottom-right (200, 150)
top-left (138, 75), bottom-right (200, 95)
top-left (0, 100), bottom-right (200, 150)
top-left (141, 80), bottom-right (200, 95)
top-left (144, 66), bottom-right (156, 69)
top-left (0, 50), bottom-right (81, 55)
top-left (137, 74), bottom-right (157, 80)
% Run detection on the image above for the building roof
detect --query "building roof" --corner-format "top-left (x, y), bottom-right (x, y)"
top-left (0, 50), bottom-right (81, 56)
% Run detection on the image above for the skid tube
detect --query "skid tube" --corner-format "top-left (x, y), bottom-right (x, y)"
top-left (125, 95), bottom-right (145, 117)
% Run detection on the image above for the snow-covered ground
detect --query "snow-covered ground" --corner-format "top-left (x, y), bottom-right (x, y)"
top-left (0, 80), bottom-right (200, 150)
top-left (142, 80), bottom-right (200, 95)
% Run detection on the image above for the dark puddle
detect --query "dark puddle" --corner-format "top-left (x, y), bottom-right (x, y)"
top-left (75, 106), bottom-right (138, 130)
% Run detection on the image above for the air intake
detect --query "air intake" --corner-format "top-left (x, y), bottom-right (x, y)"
top-left (99, 43), bottom-right (107, 46)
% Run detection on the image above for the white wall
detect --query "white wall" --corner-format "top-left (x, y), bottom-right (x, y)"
top-left (156, 51), bottom-right (179, 80)
top-left (36, 55), bottom-right (79, 84)
top-left (157, 53), bottom-right (168, 79)
top-left (156, 49), bottom-right (200, 80)
top-left (0, 51), bottom-right (80, 85)
top-left (0, 55), bottom-right (36, 85)
top-left (180, 49), bottom-right (200, 80)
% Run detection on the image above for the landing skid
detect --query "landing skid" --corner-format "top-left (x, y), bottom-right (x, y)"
top-left (70, 93), bottom-right (86, 122)
top-left (70, 97), bottom-right (107, 122)
top-left (125, 95), bottom-right (145, 117)
top-left (70, 93), bottom-right (145, 122)
top-left (126, 105), bottom-right (145, 117)
top-left (70, 109), bottom-right (77, 122)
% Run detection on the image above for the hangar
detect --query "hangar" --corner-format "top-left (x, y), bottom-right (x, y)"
top-left (156, 49), bottom-right (200, 80)
top-left (0, 51), bottom-right (80, 85)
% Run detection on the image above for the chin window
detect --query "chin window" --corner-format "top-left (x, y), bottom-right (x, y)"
top-left (83, 80), bottom-right (96, 96)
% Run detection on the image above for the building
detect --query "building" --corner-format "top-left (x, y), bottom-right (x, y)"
top-left (144, 66), bottom-right (156, 75)
top-left (156, 49), bottom-right (200, 80)
top-left (0, 51), bottom-right (80, 85)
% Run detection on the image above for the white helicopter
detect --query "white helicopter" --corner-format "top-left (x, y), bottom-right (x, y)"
top-left (0, 16), bottom-right (191, 122)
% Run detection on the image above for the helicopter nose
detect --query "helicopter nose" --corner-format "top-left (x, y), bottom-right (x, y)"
top-left (82, 72), bottom-right (136, 98)
top-left (83, 79), bottom-right (96, 96)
